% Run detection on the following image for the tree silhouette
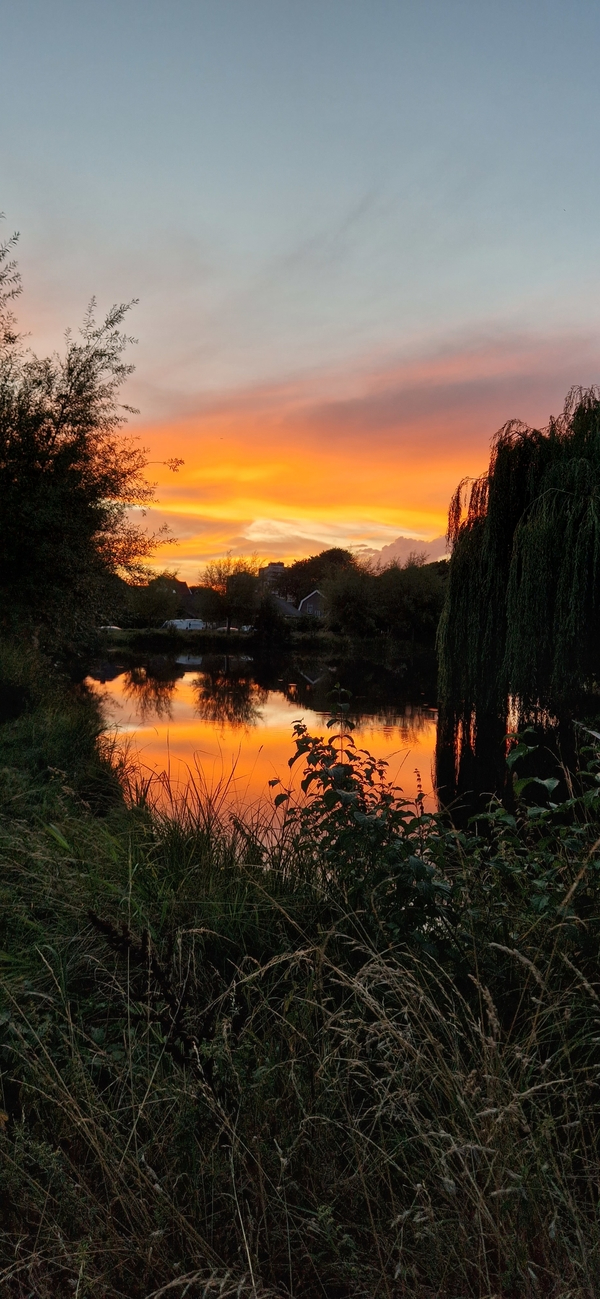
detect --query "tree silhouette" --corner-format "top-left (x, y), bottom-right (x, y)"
top-left (0, 229), bottom-right (167, 648)
top-left (438, 386), bottom-right (600, 713)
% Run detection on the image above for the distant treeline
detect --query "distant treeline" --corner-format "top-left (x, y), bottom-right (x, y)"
top-left (115, 546), bottom-right (448, 643)
top-left (321, 555), bottom-right (447, 641)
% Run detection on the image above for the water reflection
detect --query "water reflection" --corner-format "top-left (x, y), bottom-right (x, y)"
top-left (90, 652), bottom-right (600, 818)
top-left (87, 649), bottom-right (439, 809)
top-left (435, 705), bottom-right (510, 822)
top-left (89, 651), bottom-right (439, 730)
top-left (192, 655), bottom-right (268, 729)
top-left (434, 698), bottom-right (590, 824)
top-left (123, 660), bottom-right (184, 721)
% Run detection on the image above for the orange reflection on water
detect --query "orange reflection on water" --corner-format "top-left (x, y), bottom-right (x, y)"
top-left (91, 671), bottom-right (438, 813)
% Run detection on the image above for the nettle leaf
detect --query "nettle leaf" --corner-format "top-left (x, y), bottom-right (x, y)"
top-left (274, 792), bottom-right (290, 808)
top-left (514, 775), bottom-right (559, 797)
top-left (506, 742), bottom-right (538, 770)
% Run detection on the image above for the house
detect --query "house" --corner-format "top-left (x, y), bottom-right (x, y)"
top-left (298, 589), bottom-right (326, 617)
top-left (271, 595), bottom-right (301, 619)
top-left (165, 578), bottom-right (195, 611)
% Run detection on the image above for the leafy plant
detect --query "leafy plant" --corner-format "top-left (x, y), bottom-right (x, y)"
top-left (270, 687), bottom-right (452, 946)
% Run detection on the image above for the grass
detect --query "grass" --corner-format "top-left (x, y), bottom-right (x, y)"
top-left (101, 625), bottom-right (327, 653)
top-left (1, 646), bottom-right (600, 1296)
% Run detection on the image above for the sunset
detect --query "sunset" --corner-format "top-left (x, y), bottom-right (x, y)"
top-left (140, 328), bottom-right (600, 572)
top-left (3, 3), bottom-right (600, 1294)
top-left (4, 4), bottom-right (600, 573)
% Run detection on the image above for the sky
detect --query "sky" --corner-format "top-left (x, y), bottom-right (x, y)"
top-left (2, 0), bottom-right (600, 577)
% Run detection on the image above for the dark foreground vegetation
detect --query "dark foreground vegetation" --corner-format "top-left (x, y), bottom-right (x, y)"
top-left (2, 642), bottom-right (600, 1298)
top-left (4, 229), bottom-right (600, 1297)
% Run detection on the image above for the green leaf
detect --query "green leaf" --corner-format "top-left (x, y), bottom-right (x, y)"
top-left (506, 742), bottom-right (538, 770)
top-left (540, 777), bottom-right (559, 793)
top-left (514, 775), bottom-right (559, 797)
top-left (45, 824), bottom-right (72, 852)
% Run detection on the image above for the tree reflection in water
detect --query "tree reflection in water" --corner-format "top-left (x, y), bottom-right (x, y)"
top-left (122, 659), bottom-right (185, 721)
top-left (357, 703), bottom-right (435, 745)
top-left (435, 699), bottom-right (582, 826)
top-left (268, 659), bottom-right (436, 744)
top-left (93, 647), bottom-right (439, 743)
top-left (435, 704), bottom-right (510, 825)
top-left (192, 656), bottom-right (268, 729)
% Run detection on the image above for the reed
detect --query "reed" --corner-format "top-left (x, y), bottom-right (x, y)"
top-left (1, 676), bottom-right (600, 1296)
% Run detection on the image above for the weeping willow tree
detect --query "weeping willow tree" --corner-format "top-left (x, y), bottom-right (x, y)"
top-left (437, 386), bottom-right (600, 715)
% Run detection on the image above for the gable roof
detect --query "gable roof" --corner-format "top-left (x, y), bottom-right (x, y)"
top-left (272, 595), bottom-right (301, 618)
top-left (298, 589), bottom-right (325, 612)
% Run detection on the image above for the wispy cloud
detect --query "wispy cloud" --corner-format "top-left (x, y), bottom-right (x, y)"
top-left (136, 327), bottom-right (600, 578)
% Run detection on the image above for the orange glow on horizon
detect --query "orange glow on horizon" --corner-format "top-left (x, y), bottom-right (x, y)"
top-left (129, 331), bottom-right (594, 577)
top-left (135, 401), bottom-right (484, 577)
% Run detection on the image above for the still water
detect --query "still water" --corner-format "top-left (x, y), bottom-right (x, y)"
top-left (87, 651), bottom-right (438, 812)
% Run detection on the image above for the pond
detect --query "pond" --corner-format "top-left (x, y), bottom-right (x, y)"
top-left (87, 649), bottom-right (439, 812)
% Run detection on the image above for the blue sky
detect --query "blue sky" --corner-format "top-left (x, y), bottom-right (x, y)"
top-left (3, 0), bottom-right (600, 566)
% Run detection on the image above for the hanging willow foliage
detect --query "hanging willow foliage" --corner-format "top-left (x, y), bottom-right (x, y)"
top-left (437, 386), bottom-right (600, 712)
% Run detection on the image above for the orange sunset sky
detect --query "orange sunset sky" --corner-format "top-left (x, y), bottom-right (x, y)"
top-left (135, 329), bottom-right (600, 580)
top-left (4, 1), bottom-right (600, 576)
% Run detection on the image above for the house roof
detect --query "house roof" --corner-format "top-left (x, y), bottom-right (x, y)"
top-left (298, 589), bottom-right (325, 612)
top-left (272, 595), bottom-right (301, 618)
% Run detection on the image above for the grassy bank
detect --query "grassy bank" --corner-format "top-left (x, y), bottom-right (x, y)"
top-left (101, 625), bottom-right (330, 653)
top-left (100, 624), bottom-right (437, 664)
top-left (1, 649), bottom-right (600, 1296)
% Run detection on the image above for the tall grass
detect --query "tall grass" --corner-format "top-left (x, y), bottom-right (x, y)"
top-left (1, 662), bottom-right (600, 1295)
